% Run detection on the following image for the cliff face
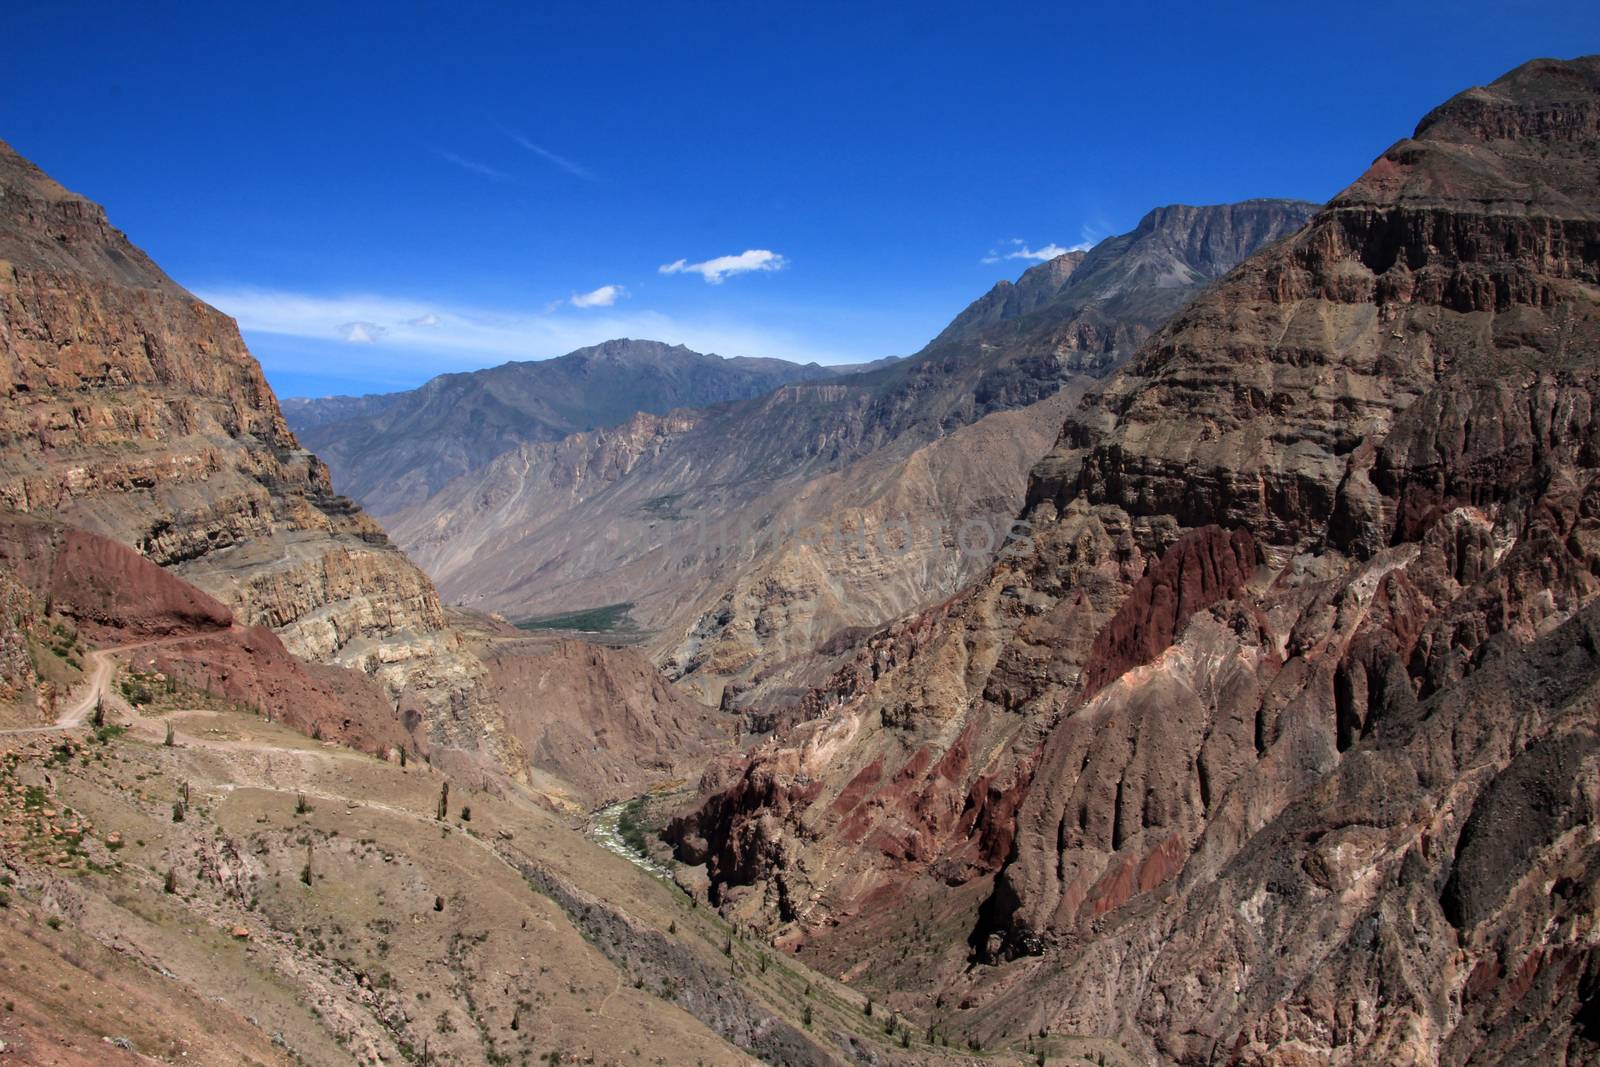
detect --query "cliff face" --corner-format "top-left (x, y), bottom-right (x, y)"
top-left (932, 250), bottom-right (1088, 342)
top-left (671, 56), bottom-right (1600, 1064)
top-left (935, 199), bottom-right (1317, 349)
top-left (0, 138), bottom-right (448, 678)
top-left (392, 409), bottom-right (701, 592)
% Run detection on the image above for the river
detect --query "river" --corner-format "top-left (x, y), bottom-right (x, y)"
top-left (589, 797), bottom-right (674, 879)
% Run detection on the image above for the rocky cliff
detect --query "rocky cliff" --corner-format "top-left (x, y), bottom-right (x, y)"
top-left (670, 55), bottom-right (1600, 1065)
top-left (478, 636), bottom-right (738, 808)
top-left (932, 250), bottom-right (1088, 342)
top-left (932, 199), bottom-right (1313, 348)
top-left (0, 137), bottom-right (448, 680)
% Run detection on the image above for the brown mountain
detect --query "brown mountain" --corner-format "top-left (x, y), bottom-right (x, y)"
top-left (0, 138), bottom-right (445, 675)
top-left (385, 198), bottom-right (1315, 707)
top-left (932, 199), bottom-right (1313, 347)
top-left (667, 55), bottom-right (1600, 1064)
top-left (285, 339), bottom-right (849, 517)
top-left (931, 249), bottom-right (1088, 341)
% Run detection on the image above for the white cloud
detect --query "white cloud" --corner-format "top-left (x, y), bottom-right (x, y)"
top-left (982, 237), bottom-right (1095, 265)
top-left (338, 321), bottom-right (386, 344)
top-left (570, 284), bottom-right (627, 309)
top-left (199, 287), bottom-right (850, 371)
top-left (1006, 242), bottom-right (1075, 261)
top-left (659, 249), bottom-right (787, 285)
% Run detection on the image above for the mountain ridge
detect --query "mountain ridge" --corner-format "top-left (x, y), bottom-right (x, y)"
top-left (285, 338), bottom-right (860, 516)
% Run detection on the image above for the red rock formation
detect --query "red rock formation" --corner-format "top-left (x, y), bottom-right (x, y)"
top-left (0, 514), bottom-right (231, 641)
top-left (0, 513), bottom-right (404, 753)
top-left (1076, 525), bottom-right (1257, 699)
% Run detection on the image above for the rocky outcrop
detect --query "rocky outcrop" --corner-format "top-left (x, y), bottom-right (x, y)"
top-left (1075, 525), bottom-right (1257, 699)
top-left (0, 138), bottom-right (449, 680)
top-left (0, 566), bottom-right (47, 718)
top-left (672, 56), bottom-right (1600, 1065)
top-left (0, 140), bottom-right (735, 798)
top-left (0, 513), bottom-right (406, 752)
top-left (932, 250), bottom-right (1087, 342)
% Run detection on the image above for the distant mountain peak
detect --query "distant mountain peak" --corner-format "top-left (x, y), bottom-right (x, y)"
top-left (933, 198), bottom-right (1317, 346)
top-left (284, 338), bottom-right (842, 515)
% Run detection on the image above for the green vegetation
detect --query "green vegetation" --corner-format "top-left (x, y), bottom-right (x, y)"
top-left (515, 603), bottom-right (635, 634)
top-left (615, 796), bottom-right (650, 858)
top-left (93, 724), bottom-right (126, 745)
top-left (639, 492), bottom-right (686, 516)
top-left (43, 621), bottom-right (84, 669)
top-left (119, 667), bottom-right (171, 708)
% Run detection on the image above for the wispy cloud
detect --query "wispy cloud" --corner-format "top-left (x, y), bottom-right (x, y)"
top-left (499, 126), bottom-right (596, 180)
top-left (1008, 242), bottom-right (1076, 261)
top-left (337, 321), bottom-right (386, 344)
top-left (199, 287), bottom-right (849, 375)
top-left (569, 284), bottom-right (627, 309)
top-left (981, 237), bottom-right (1094, 265)
top-left (659, 249), bottom-right (787, 285)
top-left (437, 150), bottom-right (513, 182)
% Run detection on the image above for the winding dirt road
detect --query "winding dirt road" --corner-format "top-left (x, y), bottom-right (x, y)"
top-left (0, 634), bottom-right (201, 737)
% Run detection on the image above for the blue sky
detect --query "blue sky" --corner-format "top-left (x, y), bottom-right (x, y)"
top-left (5, 2), bottom-right (1597, 397)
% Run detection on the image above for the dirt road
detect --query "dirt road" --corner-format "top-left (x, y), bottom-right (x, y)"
top-left (0, 634), bottom-right (201, 737)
